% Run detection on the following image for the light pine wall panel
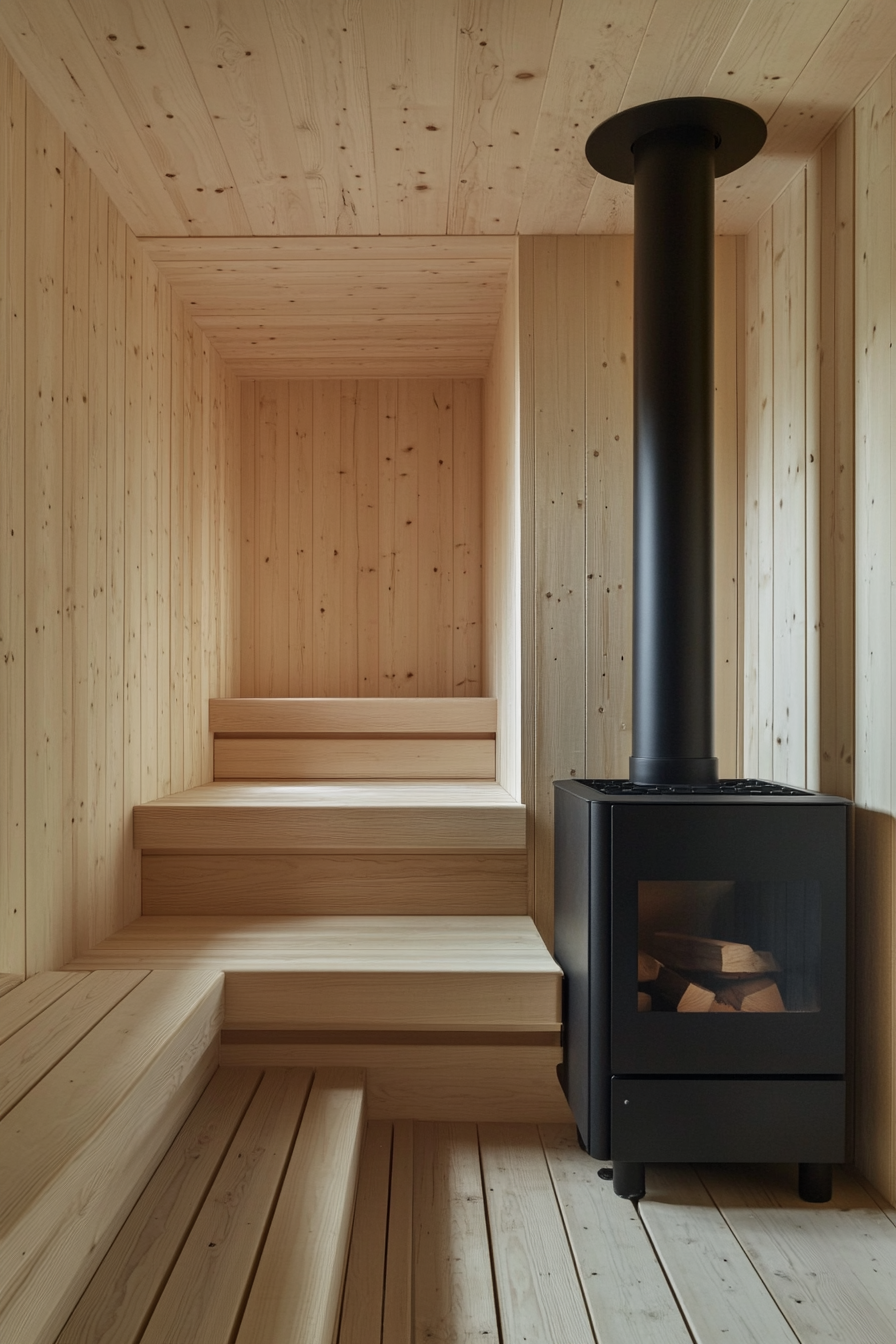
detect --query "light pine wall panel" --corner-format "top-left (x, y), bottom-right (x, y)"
top-left (240, 379), bottom-right (483, 699)
top-left (0, 46), bottom-right (26, 977)
top-left (854, 65), bottom-right (896, 1200)
top-left (483, 243), bottom-right (522, 800)
top-left (0, 40), bottom-right (241, 972)
top-left (519, 236), bottom-right (742, 945)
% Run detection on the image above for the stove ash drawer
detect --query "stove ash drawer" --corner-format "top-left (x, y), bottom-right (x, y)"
top-left (610, 1077), bottom-right (845, 1164)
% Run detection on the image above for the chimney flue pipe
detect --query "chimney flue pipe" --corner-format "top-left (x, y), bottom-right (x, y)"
top-left (585, 99), bottom-right (766, 786)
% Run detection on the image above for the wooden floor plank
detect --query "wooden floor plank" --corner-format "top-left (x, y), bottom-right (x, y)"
top-left (339, 1120), bottom-right (393, 1344)
top-left (540, 1127), bottom-right (692, 1344)
top-left (381, 1119), bottom-right (414, 1344)
top-left (479, 1123), bottom-right (595, 1344)
top-left (637, 1165), bottom-right (799, 1344)
top-left (0, 969), bottom-right (148, 1120)
top-left (414, 1122), bottom-right (499, 1343)
top-left (55, 1067), bottom-right (262, 1344)
top-left (141, 1068), bottom-right (313, 1344)
top-left (0, 977), bottom-right (22, 1000)
top-left (0, 971), bottom-right (88, 1044)
top-left (700, 1164), bottom-right (896, 1344)
top-left (236, 1068), bottom-right (365, 1344)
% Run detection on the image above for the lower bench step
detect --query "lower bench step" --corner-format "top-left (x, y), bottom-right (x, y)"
top-left (0, 969), bottom-right (224, 1344)
top-left (55, 1067), bottom-right (365, 1344)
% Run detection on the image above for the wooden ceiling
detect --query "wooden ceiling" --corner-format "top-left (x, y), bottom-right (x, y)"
top-left (143, 235), bottom-right (515, 377)
top-left (4, 0), bottom-right (895, 375)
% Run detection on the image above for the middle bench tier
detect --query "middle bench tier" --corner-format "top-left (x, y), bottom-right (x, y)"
top-left (134, 780), bottom-right (526, 851)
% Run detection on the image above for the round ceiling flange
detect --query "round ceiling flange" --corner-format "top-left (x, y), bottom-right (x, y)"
top-left (585, 97), bottom-right (766, 184)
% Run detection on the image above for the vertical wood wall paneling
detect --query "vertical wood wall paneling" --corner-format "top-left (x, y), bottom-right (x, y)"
top-left (584, 235), bottom-right (632, 782)
top-left (240, 379), bottom-right (483, 700)
top-left (123, 227), bottom-right (143, 918)
top-left (518, 237), bottom-right (537, 918)
top-left (533, 237), bottom-right (586, 950)
top-left (313, 379), bottom-right (346, 696)
top-left (819, 115), bottom-right (856, 802)
top-left (854, 63), bottom-right (895, 1199)
top-left (771, 171), bottom-right (808, 788)
top-left (452, 379), bottom-right (482, 696)
top-left (63, 140), bottom-right (90, 967)
top-left (482, 245), bottom-right (522, 800)
top-left (106, 203), bottom-right (127, 938)
top-left (2, 56), bottom-right (240, 963)
top-left (24, 87), bottom-right (65, 974)
top-left (288, 380), bottom-right (313, 696)
top-left (0, 47), bottom-right (25, 975)
top-left (755, 210), bottom-right (776, 779)
top-left (141, 255), bottom-right (159, 806)
top-left (742, 223), bottom-right (760, 777)
top-left (713, 237), bottom-right (741, 778)
top-left (87, 165), bottom-right (109, 954)
top-left (169, 296), bottom-right (185, 796)
top-left (157, 277), bottom-right (172, 801)
top-left (417, 380), bottom-right (454, 697)
top-left (805, 155), bottom-right (822, 792)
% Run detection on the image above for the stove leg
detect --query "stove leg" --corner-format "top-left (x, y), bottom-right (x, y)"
top-left (612, 1162), bottom-right (645, 1201)
top-left (798, 1162), bottom-right (832, 1203)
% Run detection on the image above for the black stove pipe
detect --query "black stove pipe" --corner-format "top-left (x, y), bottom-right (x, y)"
top-left (585, 99), bottom-right (766, 787)
top-left (631, 124), bottom-right (716, 786)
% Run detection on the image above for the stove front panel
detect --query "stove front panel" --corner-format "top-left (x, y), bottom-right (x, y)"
top-left (610, 801), bottom-right (847, 1077)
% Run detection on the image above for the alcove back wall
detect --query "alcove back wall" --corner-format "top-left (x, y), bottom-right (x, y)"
top-left (239, 379), bottom-right (483, 700)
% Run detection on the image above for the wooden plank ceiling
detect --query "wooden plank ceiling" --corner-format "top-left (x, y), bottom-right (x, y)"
top-left (3, 0), bottom-right (895, 375)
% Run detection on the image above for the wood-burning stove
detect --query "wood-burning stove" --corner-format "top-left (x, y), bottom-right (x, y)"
top-left (554, 779), bottom-right (847, 1201)
top-left (553, 99), bottom-right (849, 1203)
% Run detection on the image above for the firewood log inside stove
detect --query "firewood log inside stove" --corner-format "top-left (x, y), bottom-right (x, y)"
top-left (638, 991), bottom-right (652, 1012)
top-left (649, 931), bottom-right (780, 976)
top-left (638, 951), bottom-right (661, 982)
top-left (713, 976), bottom-right (786, 1012)
top-left (649, 965), bottom-right (716, 1013)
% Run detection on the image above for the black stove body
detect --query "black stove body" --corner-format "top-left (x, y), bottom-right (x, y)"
top-left (554, 779), bottom-right (848, 1201)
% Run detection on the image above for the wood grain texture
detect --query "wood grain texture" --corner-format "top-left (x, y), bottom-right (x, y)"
top-left (142, 1068), bottom-right (313, 1344)
top-left (55, 1065), bottom-right (262, 1344)
top-left (142, 850), bottom-right (527, 917)
top-left (540, 1126), bottom-right (691, 1344)
top-left (338, 1120), bottom-right (392, 1344)
top-left (214, 736), bottom-right (496, 780)
top-left (24, 86), bottom-right (65, 974)
top-left (0, 978), bottom-right (22, 1001)
top-left (240, 380), bottom-right (483, 698)
top-left (0, 968), bottom-right (148, 1120)
top-left (637, 1165), bottom-right (797, 1344)
top-left (414, 1121), bottom-right (499, 1341)
top-left (0, 968), bottom-right (224, 1344)
top-left (5, 5), bottom-right (893, 239)
top-left (482, 243), bottom-right (522, 800)
top-left (381, 1117), bottom-right (414, 1344)
top-left (219, 1045), bottom-right (569, 1123)
top-left (132, 780), bottom-right (526, 852)
top-left (235, 1069), bottom-right (365, 1344)
top-left (0, 971), bottom-right (88, 1045)
top-left (210, 696), bottom-right (497, 734)
top-left (0, 45), bottom-right (26, 979)
top-left (479, 1123), bottom-right (595, 1342)
top-left (700, 1163), bottom-right (896, 1344)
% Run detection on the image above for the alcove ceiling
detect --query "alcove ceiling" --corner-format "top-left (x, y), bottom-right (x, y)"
top-left (4, 0), bottom-right (894, 376)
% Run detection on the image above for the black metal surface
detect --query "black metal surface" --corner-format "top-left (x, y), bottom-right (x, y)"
top-left (587, 778), bottom-right (810, 797)
top-left (612, 1162), bottom-right (646, 1201)
top-left (552, 781), bottom-right (849, 1172)
top-left (610, 1078), bottom-right (845, 1163)
top-left (798, 1162), bottom-right (833, 1203)
top-left (585, 96), bottom-right (767, 184)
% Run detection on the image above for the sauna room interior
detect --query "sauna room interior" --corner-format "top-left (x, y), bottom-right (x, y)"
top-left (3, 3), bottom-right (896, 1342)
